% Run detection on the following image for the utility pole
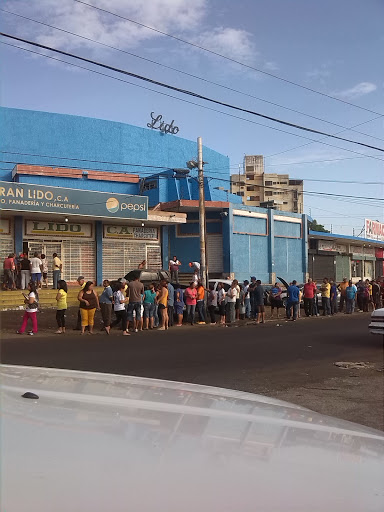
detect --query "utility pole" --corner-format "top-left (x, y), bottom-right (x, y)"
top-left (197, 136), bottom-right (207, 287)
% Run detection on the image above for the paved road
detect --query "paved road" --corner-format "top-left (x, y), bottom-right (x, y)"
top-left (2, 314), bottom-right (383, 429)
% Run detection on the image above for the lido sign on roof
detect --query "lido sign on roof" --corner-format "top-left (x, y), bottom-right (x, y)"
top-left (0, 181), bottom-right (148, 220)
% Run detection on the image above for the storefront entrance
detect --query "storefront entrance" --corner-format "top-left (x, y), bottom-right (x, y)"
top-left (25, 240), bottom-right (96, 284)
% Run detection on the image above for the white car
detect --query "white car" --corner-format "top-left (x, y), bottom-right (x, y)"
top-left (1, 365), bottom-right (384, 511)
top-left (369, 307), bottom-right (384, 335)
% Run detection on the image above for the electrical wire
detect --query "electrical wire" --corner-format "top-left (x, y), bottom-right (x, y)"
top-left (2, 7), bottom-right (383, 143)
top-left (1, 33), bottom-right (384, 154)
top-left (2, 40), bottom-right (384, 167)
top-left (73, 0), bottom-right (384, 118)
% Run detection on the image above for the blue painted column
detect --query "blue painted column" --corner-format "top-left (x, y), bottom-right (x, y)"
top-left (267, 209), bottom-right (275, 284)
top-left (95, 221), bottom-right (103, 285)
top-left (14, 215), bottom-right (23, 255)
top-left (162, 225), bottom-right (169, 270)
top-left (222, 206), bottom-right (232, 277)
top-left (302, 214), bottom-right (309, 282)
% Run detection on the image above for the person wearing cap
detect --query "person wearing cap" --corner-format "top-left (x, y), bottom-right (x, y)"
top-left (74, 276), bottom-right (86, 330)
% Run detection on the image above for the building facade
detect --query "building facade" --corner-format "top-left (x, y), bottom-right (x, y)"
top-left (231, 155), bottom-right (304, 213)
top-left (308, 231), bottom-right (384, 282)
top-left (1, 108), bottom-right (309, 285)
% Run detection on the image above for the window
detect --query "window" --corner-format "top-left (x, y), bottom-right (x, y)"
top-left (238, 192), bottom-right (244, 196)
top-left (265, 180), bottom-right (273, 186)
top-left (283, 201), bottom-right (288, 204)
top-left (279, 181), bottom-right (288, 185)
top-left (246, 186), bottom-right (255, 191)
top-left (265, 191), bottom-right (273, 196)
top-left (246, 174), bottom-right (255, 180)
top-left (142, 180), bottom-right (157, 190)
top-left (249, 196), bottom-right (260, 201)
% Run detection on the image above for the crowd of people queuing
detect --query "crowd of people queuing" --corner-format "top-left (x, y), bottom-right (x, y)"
top-left (3, 252), bottom-right (63, 290)
top-left (6, 252), bottom-right (384, 336)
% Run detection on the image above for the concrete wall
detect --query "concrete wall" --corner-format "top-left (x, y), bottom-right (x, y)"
top-left (0, 108), bottom-right (232, 203)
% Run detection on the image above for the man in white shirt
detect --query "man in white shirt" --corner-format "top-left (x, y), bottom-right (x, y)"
top-left (189, 261), bottom-right (201, 285)
top-left (169, 256), bottom-right (181, 282)
top-left (226, 280), bottom-right (238, 324)
top-left (29, 252), bottom-right (43, 288)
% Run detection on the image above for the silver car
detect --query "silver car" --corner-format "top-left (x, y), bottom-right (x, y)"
top-left (1, 365), bottom-right (383, 511)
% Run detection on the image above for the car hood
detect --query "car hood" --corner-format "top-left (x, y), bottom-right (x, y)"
top-left (1, 365), bottom-right (384, 512)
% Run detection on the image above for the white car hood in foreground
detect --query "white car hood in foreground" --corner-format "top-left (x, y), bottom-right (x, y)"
top-left (1, 365), bottom-right (383, 512)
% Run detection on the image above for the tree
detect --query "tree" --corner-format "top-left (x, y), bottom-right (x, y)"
top-left (308, 219), bottom-right (330, 233)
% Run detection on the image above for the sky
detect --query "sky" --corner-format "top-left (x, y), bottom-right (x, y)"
top-left (1, 0), bottom-right (383, 235)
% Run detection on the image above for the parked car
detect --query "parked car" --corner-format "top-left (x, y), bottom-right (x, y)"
top-left (124, 268), bottom-right (171, 285)
top-left (2, 364), bottom-right (384, 511)
top-left (369, 307), bottom-right (384, 335)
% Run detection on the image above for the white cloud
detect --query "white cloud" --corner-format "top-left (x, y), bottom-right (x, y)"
top-left (264, 61), bottom-right (279, 72)
top-left (5, 0), bottom-right (207, 51)
top-left (333, 82), bottom-right (377, 100)
top-left (194, 27), bottom-right (257, 64)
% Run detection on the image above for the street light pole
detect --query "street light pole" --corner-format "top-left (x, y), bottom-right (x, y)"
top-left (198, 136), bottom-right (207, 287)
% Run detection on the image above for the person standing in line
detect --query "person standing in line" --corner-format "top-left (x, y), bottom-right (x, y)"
top-left (196, 282), bottom-right (207, 324)
top-left (345, 280), bottom-right (357, 314)
top-left (207, 283), bottom-right (218, 324)
top-left (330, 279), bottom-right (338, 315)
top-left (287, 280), bottom-right (300, 321)
top-left (55, 279), bottom-right (68, 334)
top-left (3, 253), bottom-right (16, 290)
top-left (128, 275), bottom-right (144, 333)
top-left (157, 280), bottom-right (169, 330)
top-left (40, 254), bottom-right (49, 288)
top-left (361, 280), bottom-right (370, 312)
top-left (238, 284), bottom-right (246, 320)
top-left (253, 280), bottom-right (265, 324)
top-left (226, 280), bottom-right (238, 324)
top-left (248, 276), bottom-right (257, 319)
top-left (74, 276), bottom-right (86, 330)
top-left (270, 282), bottom-right (283, 318)
top-left (174, 283), bottom-right (185, 326)
top-left (185, 282), bottom-right (197, 325)
top-left (169, 256), bottom-right (181, 282)
top-left (52, 252), bottom-right (62, 290)
top-left (143, 283), bottom-right (157, 330)
top-left (338, 277), bottom-right (348, 312)
top-left (303, 278), bottom-right (316, 317)
top-left (78, 281), bottom-right (100, 335)
top-left (243, 280), bottom-right (251, 319)
top-left (17, 281), bottom-right (39, 335)
top-left (111, 282), bottom-right (130, 335)
top-left (167, 281), bottom-right (175, 327)
top-left (19, 254), bottom-right (31, 290)
top-left (235, 281), bottom-right (242, 321)
top-left (29, 252), bottom-right (43, 288)
top-left (217, 282), bottom-right (226, 325)
top-left (320, 278), bottom-right (331, 316)
top-left (189, 261), bottom-right (201, 285)
top-left (371, 280), bottom-right (381, 310)
top-left (99, 279), bottom-right (113, 335)
top-left (356, 280), bottom-right (365, 312)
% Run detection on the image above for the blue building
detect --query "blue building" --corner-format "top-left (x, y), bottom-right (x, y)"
top-left (0, 107), bottom-right (308, 284)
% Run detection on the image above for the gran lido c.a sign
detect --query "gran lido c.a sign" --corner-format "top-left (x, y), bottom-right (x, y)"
top-left (0, 181), bottom-right (148, 220)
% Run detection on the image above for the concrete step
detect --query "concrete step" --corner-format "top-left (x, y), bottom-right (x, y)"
top-left (0, 287), bottom-right (103, 310)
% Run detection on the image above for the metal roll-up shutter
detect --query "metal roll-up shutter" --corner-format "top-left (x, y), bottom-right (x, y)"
top-left (0, 239), bottom-right (14, 280)
top-left (364, 260), bottom-right (373, 280)
top-left (62, 240), bottom-right (96, 283)
top-left (103, 240), bottom-right (161, 280)
top-left (146, 245), bottom-right (162, 269)
top-left (207, 234), bottom-right (223, 273)
top-left (27, 241), bottom-right (63, 284)
top-left (310, 254), bottom-right (335, 281)
top-left (335, 255), bottom-right (351, 282)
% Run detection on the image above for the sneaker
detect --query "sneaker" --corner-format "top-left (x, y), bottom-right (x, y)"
top-left (28, 332), bottom-right (34, 336)
top-left (123, 331), bottom-right (130, 336)
top-left (158, 326), bottom-right (165, 330)
top-left (134, 328), bottom-right (138, 333)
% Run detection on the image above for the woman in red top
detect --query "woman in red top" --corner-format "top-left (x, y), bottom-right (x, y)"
top-left (184, 282), bottom-right (197, 325)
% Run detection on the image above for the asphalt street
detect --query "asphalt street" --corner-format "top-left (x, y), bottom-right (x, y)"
top-left (1, 312), bottom-right (383, 430)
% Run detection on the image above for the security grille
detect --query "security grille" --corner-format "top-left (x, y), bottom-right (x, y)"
top-left (207, 234), bottom-right (223, 273)
top-left (27, 241), bottom-right (62, 284)
top-left (102, 240), bottom-right (161, 280)
top-left (62, 240), bottom-right (96, 283)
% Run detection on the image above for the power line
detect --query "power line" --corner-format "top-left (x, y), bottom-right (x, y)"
top-left (2, 7), bottom-right (383, 143)
top-left (2, 33), bottom-right (384, 154)
top-left (3, 40), bottom-right (384, 166)
top-left (73, 0), bottom-right (384, 118)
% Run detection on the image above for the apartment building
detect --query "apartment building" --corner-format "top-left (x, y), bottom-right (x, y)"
top-left (230, 155), bottom-right (304, 213)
